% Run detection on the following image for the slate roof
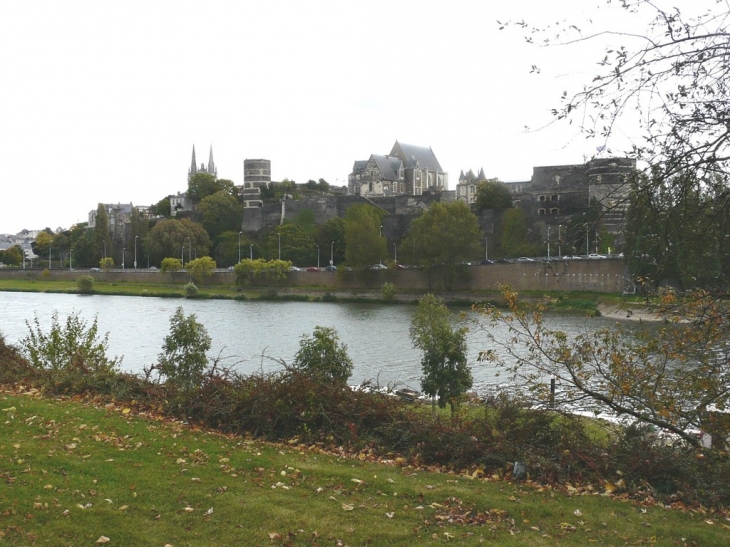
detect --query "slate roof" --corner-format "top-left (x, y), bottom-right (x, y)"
top-left (391, 141), bottom-right (443, 172)
top-left (371, 155), bottom-right (403, 180)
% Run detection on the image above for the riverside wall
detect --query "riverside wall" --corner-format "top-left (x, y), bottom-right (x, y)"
top-left (0, 259), bottom-right (628, 293)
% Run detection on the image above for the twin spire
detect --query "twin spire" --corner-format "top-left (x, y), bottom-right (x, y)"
top-left (189, 145), bottom-right (217, 178)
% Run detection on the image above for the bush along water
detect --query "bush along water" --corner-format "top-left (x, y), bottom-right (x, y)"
top-left (2, 314), bottom-right (730, 508)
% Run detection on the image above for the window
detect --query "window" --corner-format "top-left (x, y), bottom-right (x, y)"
top-left (539, 195), bottom-right (546, 202)
top-left (538, 208), bottom-right (546, 215)
top-left (550, 207), bottom-right (559, 214)
top-left (551, 194), bottom-right (558, 201)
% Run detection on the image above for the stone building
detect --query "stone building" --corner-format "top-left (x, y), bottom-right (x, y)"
top-left (504, 157), bottom-right (636, 233)
top-left (189, 145), bottom-right (217, 179)
top-left (456, 168), bottom-right (488, 204)
top-left (348, 141), bottom-right (448, 197)
top-left (171, 145), bottom-right (218, 216)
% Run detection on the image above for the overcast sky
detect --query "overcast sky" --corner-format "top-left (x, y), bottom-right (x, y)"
top-left (1, 0), bottom-right (686, 234)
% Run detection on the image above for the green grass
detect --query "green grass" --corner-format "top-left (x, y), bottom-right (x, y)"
top-left (1, 391), bottom-right (726, 546)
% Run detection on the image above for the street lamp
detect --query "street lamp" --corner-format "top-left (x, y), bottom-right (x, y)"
top-left (277, 232), bottom-right (281, 260)
top-left (49, 241), bottom-right (52, 270)
top-left (330, 241), bottom-right (334, 266)
top-left (558, 225), bottom-right (562, 258)
top-left (249, 243), bottom-right (253, 261)
top-left (134, 235), bottom-right (138, 269)
top-left (122, 247), bottom-right (126, 270)
top-left (181, 245), bottom-right (184, 267)
top-left (187, 237), bottom-right (192, 264)
top-left (317, 244), bottom-right (320, 268)
top-left (238, 232), bottom-right (242, 264)
top-left (485, 236), bottom-right (488, 261)
top-left (69, 248), bottom-right (73, 271)
top-left (547, 226), bottom-right (551, 260)
top-left (379, 225), bottom-right (383, 265)
top-left (394, 242), bottom-right (397, 263)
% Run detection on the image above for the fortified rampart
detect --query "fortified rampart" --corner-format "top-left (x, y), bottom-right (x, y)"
top-left (0, 259), bottom-right (627, 294)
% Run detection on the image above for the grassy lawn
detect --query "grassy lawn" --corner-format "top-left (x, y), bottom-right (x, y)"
top-left (1, 390), bottom-right (726, 546)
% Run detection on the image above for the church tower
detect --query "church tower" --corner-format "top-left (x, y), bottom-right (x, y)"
top-left (188, 145), bottom-right (218, 180)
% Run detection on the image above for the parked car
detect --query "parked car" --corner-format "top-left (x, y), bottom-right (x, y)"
top-left (496, 258), bottom-right (513, 264)
top-left (480, 259), bottom-right (494, 265)
top-left (306, 266), bottom-right (320, 272)
top-left (289, 265), bottom-right (302, 272)
top-left (588, 253), bottom-right (607, 259)
top-left (90, 267), bottom-right (101, 272)
top-left (517, 257), bottom-right (535, 262)
top-left (227, 266), bottom-right (235, 271)
top-left (325, 265), bottom-right (337, 272)
top-left (371, 263), bottom-right (388, 270)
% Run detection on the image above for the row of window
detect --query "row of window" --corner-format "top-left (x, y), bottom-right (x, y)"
top-left (538, 208), bottom-right (560, 215)
top-left (538, 194), bottom-right (559, 202)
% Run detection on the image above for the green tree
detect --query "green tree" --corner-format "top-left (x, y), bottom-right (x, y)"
top-left (343, 204), bottom-right (385, 270)
top-left (401, 201), bottom-right (482, 289)
top-left (187, 173), bottom-right (235, 203)
top-left (292, 326), bottom-right (353, 384)
top-left (33, 231), bottom-right (53, 264)
top-left (93, 204), bottom-right (112, 261)
top-left (150, 195), bottom-right (172, 217)
top-left (0, 245), bottom-right (23, 265)
top-left (160, 257), bottom-right (182, 275)
top-left (410, 294), bottom-right (472, 414)
top-left (264, 224), bottom-right (316, 266)
top-left (199, 190), bottom-right (241, 239)
top-left (76, 275), bottom-right (95, 293)
top-left (99, 257), bottom-right (115, 271)
top-left (316, 217), bottom-right (346, 265)
top-left (501, 208), bottom-right (531, 257)
top-left (475, 179), bottom-right (512, 211)
top-left (158, 307), bottom-right (211, 389)
top-left (234, 258), bottom-right (291, 286)
top-left (147, 218), bottom-right (211, 266)
top-left (186, 256), bottom-right (216, 285)
top-left (213, 231), bottom-right (247, 267)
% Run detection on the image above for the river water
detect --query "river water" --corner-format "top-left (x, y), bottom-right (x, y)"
top-left (0, 292), bottom-right (617, 395)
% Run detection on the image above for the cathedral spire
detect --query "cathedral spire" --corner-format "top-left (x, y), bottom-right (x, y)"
top-left (208, 145), bottom-right (216, 177)
top-left (190, 145), bottom-right (198, 176)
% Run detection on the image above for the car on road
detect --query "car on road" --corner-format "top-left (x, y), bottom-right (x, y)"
top-left (517, 257), bottom-right (535, 262)
top-left (306, 266), bottom-right (320, 272)
top-left (90, 267), bottom-right (101, 272)
top-left (588, 253), bottom-right (607, 259)
top-left (371, 263), bottom-right (388, 270)
top-left (325, 265), bottom-right (337, 272)
top-left (495, 258), bottom-right (513, 264)
top-left (289, 265), bottom-right (302, 272)
top-left (480, 259), bottom-right (494, 265)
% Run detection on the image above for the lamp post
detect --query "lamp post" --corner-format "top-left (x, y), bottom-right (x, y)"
top-left (379, 225), bottom-right (383, 265)
top-left (277, 232), bottom-right (281, 260)
top-left (238, 232), bottom-right (242, 264)
top-left (122, 248), bottom-right (126, 270)
top-left (394, 242), bottom-right (397, 264)
top-left (187, 237), bottom-right (192, 265)
top-left (134, 235), bottom-right (138, 269)
top-left (69, 248), bottom-right (73, 271)
top-left (49, 241), bottom-right (52, 270)
top-left (330, 241), bottom-right (334, 266)
top-left (558, 225), bottom-right (562, 258)
top-left (103, 240), bottom-right (106, 260)
top-left (194, 249), bottom-right (197, 259)
top-left (547, 226), bottom-right (551, 260)
top-left (485, 236), bottom-right (488, 261)
top-left (317, 245), bottom-right (320, 269)
top-left (181, 245), bottom-right (184, 267)
top-left (249, 243), bottom-right (253, 261)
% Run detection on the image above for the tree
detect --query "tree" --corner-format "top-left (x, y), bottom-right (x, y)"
top-left (0, 245), bottom-right (23, 265)
top-left (475, 179), bottom-right (512, 211)
top-left (199, 190), bottom-right (241, 239)
top-left (76, 275), bottom-right (95, 293)
top-left (160, 257), bottom-right (182, 275)
top-left (150, 195), bottom-right (172, 217)
top-left (410, 294), bottom-right (472, 414)
top-left (316, 217), bottom-right (346, 265)
top-left (186, 256), bottom-right (216, 285)
top-left (510, 1), bottom-right (730, 282)
top-left (264, 224), bottom-right (316, 265)
top-left (292, 326), bottom-right (353, 384)
top-left (147, 218), bottom-right (211, 266)
top-left (187, 173), bottom-right (235, 203)
top-left (213, 231), bottom-right (246, 268)
top-left (400, 201), bottom-right (482, 289)
top-left (501, 208), bottom-right (531, 257)
top-left (234, 258), bottom-right (291, 286)
top-left (480, 287), bottom-right (730, 448)
top-left (93, 204), bottom-right (112, 261)
top-left (158, 307), bottom-right (211, 389)
top-left (343, 204), bottom-right (386, 270)
top-left (33, 231), bottom-right (53, 262)
top-left (99, 257), bottom-right (115, 271)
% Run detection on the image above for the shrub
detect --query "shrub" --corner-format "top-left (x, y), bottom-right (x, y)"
top-left (292, 326), bottom-right (353, 384)
top-left (157, 307), bottom-right (211, 389)
top-left (381, 282), bottom-right (396, 302)
top-left (76, 275), bottom-right (95, 293)
top-left (184, 282), bottom-right (199, 297)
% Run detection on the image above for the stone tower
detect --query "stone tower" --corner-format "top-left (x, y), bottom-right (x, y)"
top-left (188, 145), bottom-right (218, 180)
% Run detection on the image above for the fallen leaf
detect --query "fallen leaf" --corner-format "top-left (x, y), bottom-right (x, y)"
top-left (342, 503), bottom-right (354, 511)
top-left (386, 512), bottom-right (394, 519)
top-left (574, 509), bottom-right (583, 517)
top-left (96, 536), bottom-right (110, 544)
top-left (119, 505), bottom-right (128, 511)
top-left (121, 408), bottom-right (131, 415)
top-left (184, 506), bottom-right (194, 512)
top-left (268, 532), bottom-right (281, 540)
